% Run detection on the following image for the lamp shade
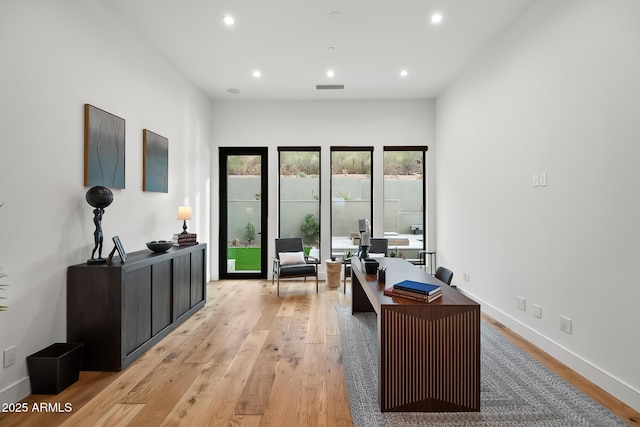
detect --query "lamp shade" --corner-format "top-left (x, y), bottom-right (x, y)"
top-left (177, 206), bottom-right (192, 221)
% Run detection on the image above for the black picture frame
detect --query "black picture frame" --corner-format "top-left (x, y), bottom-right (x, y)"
top-left (112, 235), bottom-right (127, 263)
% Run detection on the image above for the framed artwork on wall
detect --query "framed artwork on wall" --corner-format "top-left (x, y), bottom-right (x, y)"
top-left (84, 104), bottom-right (126, 189)
top-left (142, 129), bottom-right (169, 193)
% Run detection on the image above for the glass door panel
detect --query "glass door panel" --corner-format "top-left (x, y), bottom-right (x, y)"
top-left (219, 148), bottom-right (267, 279)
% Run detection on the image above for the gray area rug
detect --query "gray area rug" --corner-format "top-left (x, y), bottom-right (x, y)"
top-left (336, 305), bottom-right (627, 426)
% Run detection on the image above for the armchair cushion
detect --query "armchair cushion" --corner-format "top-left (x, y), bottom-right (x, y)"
top-left (279, 263), bottom-right (317, 277)
top-left (279, 251), bottom-right (306, 265)
top-left (368, 252), bottom-right (385, 258)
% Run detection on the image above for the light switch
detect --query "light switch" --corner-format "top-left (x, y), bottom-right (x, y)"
top-left (540, 173), bottom-right (547, 187)
top-left (533, 174), bottom-right (539, 187)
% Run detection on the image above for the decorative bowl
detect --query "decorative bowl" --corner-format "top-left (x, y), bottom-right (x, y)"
top-left (146, 240), bottom-right (173, 253)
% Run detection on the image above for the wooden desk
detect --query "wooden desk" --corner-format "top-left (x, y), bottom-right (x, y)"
top-left (351, 257), bottom-right (480, 412)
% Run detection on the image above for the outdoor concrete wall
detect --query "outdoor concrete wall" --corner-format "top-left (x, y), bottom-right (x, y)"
top-left (227, 175), bottom-right (422, 244)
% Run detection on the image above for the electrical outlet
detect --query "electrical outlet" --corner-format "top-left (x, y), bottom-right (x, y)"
top-left (517, 296), bottom-right (526, 311)
top-left (560, 315), bottom-right (572, 334)
top-left (533, 304), bottom-right (542, 318)
top-left (3, 346), bottom-right (16, 368)
top-left (533, 174), bottom-right (539, 187)
top-left (463, 272), bottom-right (470, 282)
top-left (539, 173), bottom-right (547, 187)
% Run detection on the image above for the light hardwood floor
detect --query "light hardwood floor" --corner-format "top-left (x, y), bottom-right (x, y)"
top-left (1, 279), bottom-right (638, 426)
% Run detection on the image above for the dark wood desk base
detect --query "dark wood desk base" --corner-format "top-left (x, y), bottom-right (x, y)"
top-left (351, 257), bottom-right (480, 412)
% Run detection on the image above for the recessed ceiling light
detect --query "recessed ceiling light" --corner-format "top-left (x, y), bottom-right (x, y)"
top-left (430, 13), bottom-right (443, 25)
top-left (253, 70), bottom-right (261, 78)
top-left (227, 88), bottom-right (240, 94)
top-left (400, 69), bottom-right (408, 77)
top-left (223, 15), bottom-right (235, 26)
top-left (327, 69), bottom-right (335, 78)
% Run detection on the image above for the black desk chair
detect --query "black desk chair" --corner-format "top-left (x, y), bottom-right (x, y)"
top-left (272, 238), bottom-right (318, 296)
top-left (435, 266), bottom-right (454, 286)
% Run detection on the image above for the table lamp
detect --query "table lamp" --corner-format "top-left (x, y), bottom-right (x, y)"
top-left (360, 232), bottom-right (370, 259)
top-left (357, 218), bottom-right (371, 258)
top-left (177, 206), bottom-right (192, 234)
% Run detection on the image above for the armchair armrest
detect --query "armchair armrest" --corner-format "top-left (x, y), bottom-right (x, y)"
top-left (273, 257), bottom-right (281, 274)
top-left (305, 255), bottom-right (319, 265)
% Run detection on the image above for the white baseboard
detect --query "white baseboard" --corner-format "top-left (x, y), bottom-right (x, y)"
top-left (460, 288), bottom-right (640, 412)
top-left (0, 377), bottom-right (30, 406)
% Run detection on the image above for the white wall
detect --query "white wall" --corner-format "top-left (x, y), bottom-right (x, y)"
top-left (0, 0), bottom-right (211, 403)
top-left (210, 100), bottom-right (435, 280)
top-left (436, 0), bottom-right (640, 410)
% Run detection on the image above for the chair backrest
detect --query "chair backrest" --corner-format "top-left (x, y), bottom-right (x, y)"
top-left (275, 238), bottom-right (304, 257)
top-left (435, 266), bottom-right (453, 286)
top-left (369, 238), bottom-right (389, 256)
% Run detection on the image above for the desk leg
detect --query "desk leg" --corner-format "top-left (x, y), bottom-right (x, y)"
top-left (343, 263), bottom-right (347, 293)
top-left (351, 271), bottom-right (375, 314)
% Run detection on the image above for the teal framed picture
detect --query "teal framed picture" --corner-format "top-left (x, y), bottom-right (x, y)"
top-left (143, 129), bottom-right (168, 193)
top-left (84, 104), bottom-right (126, 189)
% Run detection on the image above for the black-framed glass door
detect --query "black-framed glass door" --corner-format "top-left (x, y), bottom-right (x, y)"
top-left (219, 147), bottom-right (268, 279)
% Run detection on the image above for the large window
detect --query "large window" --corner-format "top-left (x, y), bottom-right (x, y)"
top-left (331, 147), bottom-right (373, 257)
top-left (278, 148), bottom-right (321, 256)
top-left (383, 147), bottom-right (426, 260)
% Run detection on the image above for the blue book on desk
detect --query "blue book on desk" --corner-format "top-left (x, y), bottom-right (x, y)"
top-left (393, 280), bottom-right (441, 296)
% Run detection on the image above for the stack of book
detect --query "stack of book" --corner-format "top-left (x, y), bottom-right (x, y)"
top-left (384, 279), bottom-right (442, 303)
top-left (173, 233), bottom-right (197, 246)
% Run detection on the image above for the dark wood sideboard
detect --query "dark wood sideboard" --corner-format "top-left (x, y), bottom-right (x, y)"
top-left (351, 257), bottom-right (480, 412)
top-left (67, 243), bottom-right (207, 371)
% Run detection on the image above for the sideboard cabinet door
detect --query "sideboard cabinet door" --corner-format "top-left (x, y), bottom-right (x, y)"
top-left (173, 253), bottom-right (191, 320)
top-left (190, 249), bottom-right (204, 307)
top-left (152, 260), bottom-right (172, 335)
top-left (123, 267), bottom-right (152, 355)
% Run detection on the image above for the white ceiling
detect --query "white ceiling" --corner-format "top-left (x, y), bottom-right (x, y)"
top-left (103, 0), bottom-right (534, 101)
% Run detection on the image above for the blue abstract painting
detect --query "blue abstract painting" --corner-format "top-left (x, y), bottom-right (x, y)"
top-left (84, 104), bottom-right (126, 188)
top-left (143, 129), bottom-right (168, 193)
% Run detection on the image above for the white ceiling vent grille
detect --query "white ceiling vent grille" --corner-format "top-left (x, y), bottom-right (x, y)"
top-left (316, 84), bottom-right (345, 90)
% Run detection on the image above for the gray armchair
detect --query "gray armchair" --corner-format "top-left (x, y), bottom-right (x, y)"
top-left (272, 238), bottom-right (319, 296)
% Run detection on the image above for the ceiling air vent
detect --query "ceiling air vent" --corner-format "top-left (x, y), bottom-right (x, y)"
top-left (316, 84), bottom-right (345, 90)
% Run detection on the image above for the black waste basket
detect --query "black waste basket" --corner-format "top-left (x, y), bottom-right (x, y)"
top-left (26, 343), bottom-right (84, 394)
